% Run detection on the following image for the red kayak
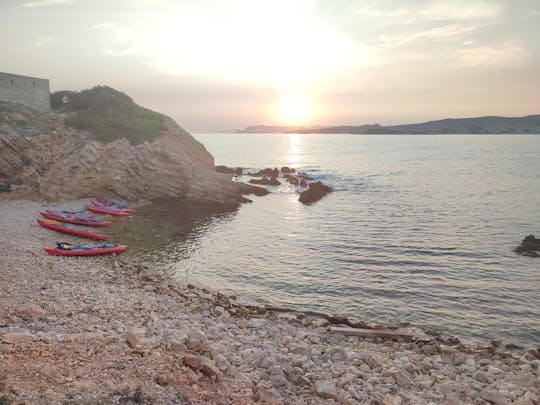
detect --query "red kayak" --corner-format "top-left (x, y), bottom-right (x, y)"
top-left (39, 210), bottom-right (111, 227)
top-left (85, 205), bottom-right (132, 217)
top-left (91, 198), bottom-right (136, 213)
top-left (44, 242), bottom-right (127, 256)
top-left (37, 219), bottom-right (108, 240)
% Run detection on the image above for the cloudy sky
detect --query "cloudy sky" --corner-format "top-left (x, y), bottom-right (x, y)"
top-left (1, 0), bottom-right (539, 131)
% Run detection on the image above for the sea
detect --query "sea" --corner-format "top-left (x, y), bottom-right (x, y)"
top-left (110, 133), bottom-right (540, 346)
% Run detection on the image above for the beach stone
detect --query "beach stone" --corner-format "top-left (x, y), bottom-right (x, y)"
top-left (488, 366), bottom-right (503, 375)
top-left (315, 380), bottom-right (337, 399)
top-left (19, 305), bottom-right (46, 320)
top-left (170, 341), bottom-right (187, 353)
top-left (384, 367), bottom-right (412, 389)
top-left (442, 392), bottom-right (463, 405)
top-left (182, 353), bottom-right (200, 369)
top-left (247, 318), bottom-right (266, 328)
top-left (382, 394), bottom-right (403, 405)
top-left (513, 399), bottom-right (534, 405)
top-left (291, 346), bottom-right (311, 358)
top-left (394, 355), bottom-right (411, 368)
top-left (126, 332), bottom-right (141, 348)
top-left (474, 371), bottom-right (492, 384)
top-left (201, 359), bottom-right (221, 377)
top-left (480, 390), bottom-right (510, 405)
top-left (296, 375), bottom-right (311, 385)
top-left (214, 354), bottom-right (230, 371)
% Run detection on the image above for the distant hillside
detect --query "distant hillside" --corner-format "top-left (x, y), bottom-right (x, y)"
top-left (235, 115), bottom-right (540, 134)
top-left (231, 124), bottom-right (323, 133)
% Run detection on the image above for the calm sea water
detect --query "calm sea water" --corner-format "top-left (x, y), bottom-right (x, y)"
top-left (116, 134), bottom-right (540, 346)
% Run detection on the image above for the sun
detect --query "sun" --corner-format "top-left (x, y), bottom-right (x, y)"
top-left (277, 95), bottom-right (312, 125)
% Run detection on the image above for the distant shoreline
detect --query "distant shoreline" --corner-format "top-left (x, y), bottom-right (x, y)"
top-left (226, 113), bottom-right (540, 134)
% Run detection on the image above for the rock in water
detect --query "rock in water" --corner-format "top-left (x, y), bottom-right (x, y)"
top-left (298, 181), bottom-right (332, 204)
top-left (514, 235), bottom-right (540, 257)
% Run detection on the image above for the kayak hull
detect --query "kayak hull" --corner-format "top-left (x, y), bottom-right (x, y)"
top-left (37, 219), bottom-right (108, 240)
top-left (91, 198), bottom-right (136, 213)
top-left (85, 205), bottom-right (132, 217)
top-left (44, 244), bottom-right (127, 256)
top-left (39, 211), bottom-right (111, 227)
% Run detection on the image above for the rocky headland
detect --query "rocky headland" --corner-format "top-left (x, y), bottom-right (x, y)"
top-left (0, 90), bottom-right (259, 206)
top-left (1, 199), bottom-right (539, 404)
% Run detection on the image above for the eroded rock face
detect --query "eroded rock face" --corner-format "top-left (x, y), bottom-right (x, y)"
top-left (0, 104), bottom-right (248, 205)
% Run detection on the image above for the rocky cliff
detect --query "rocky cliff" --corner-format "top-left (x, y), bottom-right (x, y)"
top-left (0, 102), bottom-right (252, 205)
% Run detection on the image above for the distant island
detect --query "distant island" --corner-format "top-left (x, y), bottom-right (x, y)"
top-left (230, 114), bottom-right (540, 134)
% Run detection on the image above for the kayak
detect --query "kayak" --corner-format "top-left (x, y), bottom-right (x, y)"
top-left (44, 242), bottom-right (127, 256)
top-left (85, 205), bottom-right (132, 217)
top-left (37, 219), bottom-right (108, 240)
top-left (92, 197), bottom-right (136, 213)
top-left (39, 210), bottom-right (111, 227)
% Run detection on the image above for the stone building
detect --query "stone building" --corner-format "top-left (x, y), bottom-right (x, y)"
top-left (0, 72), bottom-right (51, 113)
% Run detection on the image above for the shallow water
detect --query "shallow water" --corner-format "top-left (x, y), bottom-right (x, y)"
top-left (111, 134), bottom-right (540, 346)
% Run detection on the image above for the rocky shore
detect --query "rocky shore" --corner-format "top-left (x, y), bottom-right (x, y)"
top-left (1, 198), bottom-right (539, 404)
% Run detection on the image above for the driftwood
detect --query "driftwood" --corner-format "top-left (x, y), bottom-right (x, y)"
top-left (330, 326), bottom-right (414, 340)
top-left (264, 305), bottom-right (389, 330)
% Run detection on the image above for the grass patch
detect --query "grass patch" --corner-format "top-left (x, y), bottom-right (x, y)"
top-left (52, 86), bottom-right (165, 145)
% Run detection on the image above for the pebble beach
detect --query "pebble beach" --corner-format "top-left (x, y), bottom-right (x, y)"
top-left (0, 197), bottom-right (539, 404)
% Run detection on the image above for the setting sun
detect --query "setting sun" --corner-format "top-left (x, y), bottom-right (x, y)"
top-left (277, 95), bottom-right (312, 125)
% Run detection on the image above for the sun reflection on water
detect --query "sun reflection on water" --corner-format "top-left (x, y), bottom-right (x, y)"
top-left (287, 133), bottom-right (302, 167)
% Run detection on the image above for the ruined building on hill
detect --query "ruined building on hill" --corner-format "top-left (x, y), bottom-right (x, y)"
top-left (0, 72), bottom-right (50, 113)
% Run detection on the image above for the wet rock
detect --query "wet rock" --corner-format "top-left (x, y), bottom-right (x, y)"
top-left (514, 235), bottom-right (540, 257)
top-left (215, 165), bottom-right (236, 174)
top-left (252, 167), bottom-right (279, 177)
top-left (249, 177), bottom-right (281, 186)
top-left (281, 166), bottom-right (296, 173)
top-left (298, 181), bottom-right (332, 204)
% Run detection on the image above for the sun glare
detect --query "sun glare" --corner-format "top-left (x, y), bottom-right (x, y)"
top-left (278, 95), bottom-right (312, 125)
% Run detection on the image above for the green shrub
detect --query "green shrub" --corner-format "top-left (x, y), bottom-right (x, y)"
top-left (0, 183), bottom-right (11, 193)
top-left (51, 86), bottom-right (165, 145)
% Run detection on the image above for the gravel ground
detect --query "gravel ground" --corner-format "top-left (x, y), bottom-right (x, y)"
top-left (0, 197), bottom-right (539, 404)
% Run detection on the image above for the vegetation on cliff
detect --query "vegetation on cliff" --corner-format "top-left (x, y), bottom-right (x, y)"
top-left (51, 86), bottom-right (165, 145)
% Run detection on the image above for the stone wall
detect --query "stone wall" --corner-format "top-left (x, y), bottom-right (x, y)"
top-left (0, 72), bottom-right (50, 113)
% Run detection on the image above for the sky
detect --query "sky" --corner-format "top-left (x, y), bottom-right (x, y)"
top-left (1, 0), bottom-right (539, 132)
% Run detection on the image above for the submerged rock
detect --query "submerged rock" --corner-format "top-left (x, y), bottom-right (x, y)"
top-left (298, 181), bottom-right (332, 204)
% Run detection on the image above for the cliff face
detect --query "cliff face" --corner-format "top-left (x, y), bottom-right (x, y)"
top-left (0, 103), bottom-right (245, 204)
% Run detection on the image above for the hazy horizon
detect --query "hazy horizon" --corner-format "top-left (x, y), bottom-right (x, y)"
top-left (2, 0), bottom-right (539, 132)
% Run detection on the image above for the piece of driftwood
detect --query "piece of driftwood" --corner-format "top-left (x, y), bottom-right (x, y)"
top-left (330, 326), bottom-right (414, 340)
top-left (264, 305), bottom-right (377, 329)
